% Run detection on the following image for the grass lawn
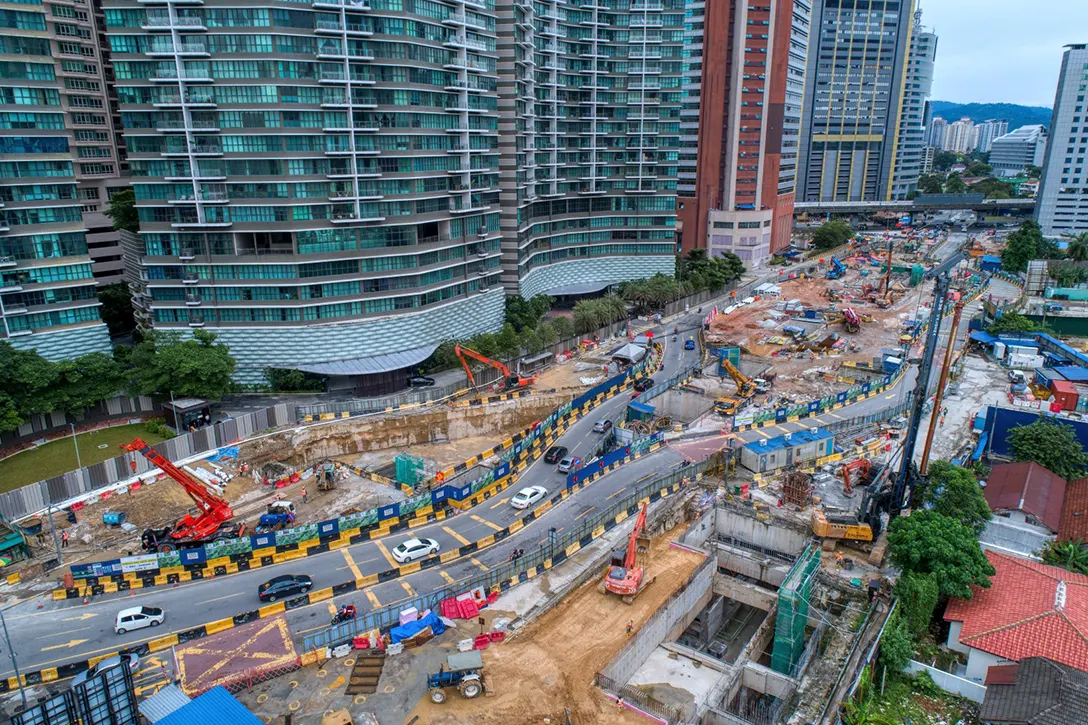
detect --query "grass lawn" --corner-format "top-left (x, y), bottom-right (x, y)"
top-left (0, 423), bottom-right (169, 494)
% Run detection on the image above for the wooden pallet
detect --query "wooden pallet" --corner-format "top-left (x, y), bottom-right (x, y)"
top-left (345, 651), bottom-right (386, 695)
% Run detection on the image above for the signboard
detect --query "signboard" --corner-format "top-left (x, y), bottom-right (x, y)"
top-left (119, 553), bottom-right (160, 574)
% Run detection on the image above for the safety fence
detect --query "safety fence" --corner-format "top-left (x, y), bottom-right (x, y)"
top-left (0, 403), bottom-right (295, 522)
top-left (0, 395), bottom-right (158, 452)
top-left (595, 673), bottom-right (683, 723)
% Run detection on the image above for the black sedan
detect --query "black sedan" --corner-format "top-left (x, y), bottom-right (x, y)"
top-left (543, 445), bottom-right (567, 464)
top-left (258, 574), bottom-right (313, 602)
top-left (633, 378), bottom-right (654, 392)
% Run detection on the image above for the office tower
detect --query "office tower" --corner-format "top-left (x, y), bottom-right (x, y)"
top-left (103, 0), bottom-right (683, 391)
top-left (676, 0), bottom-right (811, 267)
top-left (926, 115), bottom-right (948, 149)
top-left (1037, 44), bottom-right (1088, 236)
top-left (943, 117), bottom-right (976, 154)
top-left (974, 119), bottom-right (1008, 154)
top-left (888, 9), bottom-right (935, 200)
top-left (990, 125), bottom-right (1047, 177)
top-left (0, 0), bottom-right (117, 359)
top-left (796, 0), bottom-right (915, 202)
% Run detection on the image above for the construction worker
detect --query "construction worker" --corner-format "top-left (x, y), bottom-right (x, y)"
top-left (61, 530), bottom-right (69, 548)
top-left (301, 486), bottom-right (308, 504)
top-left (617, 698), bottom-right (625, 714)
top-left (625, 619), bottom-right (634, 638)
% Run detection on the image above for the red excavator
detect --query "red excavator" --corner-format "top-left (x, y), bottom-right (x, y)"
top-left (454, 344), bottom-right (535, 393)
top-left (599, 503), bottom-right (654, 604)
top-left (840, 458), bottom-right (872, 496)
top-left (842, 307), bottom-right (861, 334)
top-left (124, 438), bottom-right (246, 552)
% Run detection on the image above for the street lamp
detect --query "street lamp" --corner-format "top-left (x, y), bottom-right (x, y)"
top-left (0, 605), bottom-right (28, 710)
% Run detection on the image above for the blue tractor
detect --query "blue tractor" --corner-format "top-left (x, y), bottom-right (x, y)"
top-left (428, 651), bottom-right (486, 703)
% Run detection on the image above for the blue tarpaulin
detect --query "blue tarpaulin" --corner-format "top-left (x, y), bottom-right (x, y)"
top-left (971, 431), bottom-right (988, 461)
top-left (629, 401), bottom-right (655, 415)
top-left (969, 331), bottom-right (997, 345)
top-left (209, 446), bottom-right (239, 462)
top-left (389, 611), bottom-right (446, 643)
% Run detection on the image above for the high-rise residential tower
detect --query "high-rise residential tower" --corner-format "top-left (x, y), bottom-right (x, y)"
top-left (103, 0), bottom-right (683, 391)
top-left (888, 8), bottom-right (935, 200)
top-left (925, 115), bottom-right (948, 149)
top-left (974, 119), bottom-right (1008, 154)
top-left (676, 0), bottom-right (811, 266)
top-left (1037, 44), bottom-right (1088, 237)
top-left (943, 117), bottom-right (976, 154)
top-left (796, 0), bottom-right (915, 202)
top-left (0, 0), bottom-right (118, 359)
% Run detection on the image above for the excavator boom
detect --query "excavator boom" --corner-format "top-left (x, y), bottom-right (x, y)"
top-left (454, 344), bottom-right (534, 391)
top-left (602, 503), bottom-right (650, 599)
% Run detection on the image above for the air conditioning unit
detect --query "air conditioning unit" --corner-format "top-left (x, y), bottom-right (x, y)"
top-left (784, 433), bottom-right (791, 441)
top-left (759, 439), bottom-right (767, 447)
top-left (477, 251), bottom-right (487, 258)
top-left (477, 230), bottom-right (488, 237)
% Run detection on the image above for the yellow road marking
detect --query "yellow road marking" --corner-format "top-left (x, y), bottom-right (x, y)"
top-left (885, 393), bottom-right (896, 399)
top-left (442, 526), bottom-right (471, 547)
top-left (365, 589), bottom-right (381, 608)
top-left (327, 602), bottom-right (337, 616)
top-left (470, 514), bottom-right (503, 531)
top-left (470, 557), bottom-right (489, 572)
top-left (489, 496), bottom-right (510, 510)
top-left (606, 489), bottom-right (625, 500)
top-left (440, 571), bottom-right (456, 584)
top-left (574, 508), bottom-right (594, 521)
top-left (772, 425), bottom-right (790, 434)
top-left (401, 581), bottom-right (416, 597)
top-left (827, 412), bottom-right (843, 419)
top-left (341, 549), bottom-right (363, 580)
top-left (373, 540), bottom-right (399, 570)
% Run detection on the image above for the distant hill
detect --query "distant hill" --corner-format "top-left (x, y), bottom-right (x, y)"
top-left (929, 101), bottom-right (1053, 131)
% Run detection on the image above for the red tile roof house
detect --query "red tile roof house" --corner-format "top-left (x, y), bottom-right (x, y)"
top-left (944, 550), bottom-right (1088, 684)
top-left (984, 462), bottom-right (1067, 533)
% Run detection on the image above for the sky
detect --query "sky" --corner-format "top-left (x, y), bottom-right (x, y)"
top-left (921, 0), bottom-right (1088, 107)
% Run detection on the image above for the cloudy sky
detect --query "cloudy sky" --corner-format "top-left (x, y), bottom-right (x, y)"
top-left (922, 0), bottom-right (1088, 107)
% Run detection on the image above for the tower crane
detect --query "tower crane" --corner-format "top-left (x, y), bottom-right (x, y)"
top-left (124, 438), bottom-right (245, 552)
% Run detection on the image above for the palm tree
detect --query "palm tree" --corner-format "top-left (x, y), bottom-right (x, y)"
top-left (1043, 539), bottom-right (1088, 574)
top-left (1064, 232), bottom-right (1088, 262)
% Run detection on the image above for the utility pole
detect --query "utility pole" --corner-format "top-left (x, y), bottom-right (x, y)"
top-left (919, 295), bottom-right (965, 475)
top-left (0, 605), bottom-right (28, 710)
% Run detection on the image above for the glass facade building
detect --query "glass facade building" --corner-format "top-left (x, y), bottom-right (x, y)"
top-left (0, 0), bottom-right (113, 359)
top-left (103, 0), bottom-right (681, 386)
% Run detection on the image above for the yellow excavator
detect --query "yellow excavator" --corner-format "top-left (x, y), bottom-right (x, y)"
top-left (714, 359), bottom-right (762, 416)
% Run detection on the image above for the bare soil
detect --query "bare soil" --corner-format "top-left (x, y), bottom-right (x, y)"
top-left (404, 525), bottom-right (705, 725)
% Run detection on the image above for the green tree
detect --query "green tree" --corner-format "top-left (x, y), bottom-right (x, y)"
top-left (53, 353), bottom-right (126, 412)
top-left (842, 667), bottom-right (899, 725)
top-left (551, 315), bottom-right (574, 341)
top-left (103, 188), bottom-right (139, 233)
top-left (128, 329), bottom-right (237, 400)
top-left (987, 311), bottom-right (1044, 335)
top-left (893, 572), bottom-right (940, 637)
top-left (536, 320), bottom-right (557, 347)
top-left (970, 177), bottom-right (1013, 199)
top-left (878, 614), bottom-right (914, 675)
top-left (1026, 164), bottom-right (1043, 178)
top-left (1008, 418), bottom-right (1088, 481)
top-left (519, 328), bottom-right (543, 356)
top-left (96, 283), bottom-right (136, 337)
top-left (933, 151), bottom-right (960, 171)
top-left (1049, 262), bottom-right (1088, 288)
top-left (504, 295), bottom-right (554, 332)
top-left (1001, 219), bottom-right (1049, 273)
top-left (264, 368), bottom-right (323, 392)
top-left (812, 220), bottom-right (855, 250)
top-left (965, 161), bottom-right (994, 177)
top-left (1065, 232), bottom-right (1088, 262)
top-left (887, 510), bottom-right (995, 599)
top-left (495, 322), bottom-right (521, 359)
top-left (943, 173), bottom-right (968, 194)
top-left (916, 174), bottom-right (944, 194)
top-left (1042, 539), bottom-right (1088, 575)
top-left (0, 342), bottom-right (61, 432)
top-left (920, 460), bottom-right (992, 535)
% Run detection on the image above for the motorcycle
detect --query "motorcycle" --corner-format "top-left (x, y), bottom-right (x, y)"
top-left (331, 604), bottom-right (357, 626)
top-left (508, 548), bottom-right (525, 563)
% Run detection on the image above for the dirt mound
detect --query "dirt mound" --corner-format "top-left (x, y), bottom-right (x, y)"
top-left (405, 526), bottom-right (705, 724)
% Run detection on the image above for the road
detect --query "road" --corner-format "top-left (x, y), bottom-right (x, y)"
top-left (0, 317), bottom-right (702, 678)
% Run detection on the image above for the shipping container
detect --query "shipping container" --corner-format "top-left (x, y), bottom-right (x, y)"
top-left (993, 341), bottom-right (1006, 360)
top-left (1051, 380), bottom-right (1079, 411)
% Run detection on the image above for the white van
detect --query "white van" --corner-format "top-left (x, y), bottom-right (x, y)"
top-left (115, 605), bottom-right (165, 634)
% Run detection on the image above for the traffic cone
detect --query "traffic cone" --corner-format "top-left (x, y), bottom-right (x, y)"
top-left (82, 596), bottom-right (89, 605)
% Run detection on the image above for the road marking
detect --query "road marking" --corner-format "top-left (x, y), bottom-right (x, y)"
top-left (195, 592), bottom-right (244, 606)
top-left (374, 540), bottom-right (399, 570)
top-left (442, 526), bottom-right (471, 547)
top-left (401, 581), bottom-right (416, 597)
top-left (41, 638), bottom-right (88, 651)
top-left (440, 571), bottom-right (456, 585)
top-left (60, 613), bottom-right (96, 622)
top-left (341, 549), bottom-right (363, 581)
top-left (772, 425), bottom-right (790, 434)
top-left (365, 589), bottom-right (381, 608)
top-left (470, 557), bottom-right (489, 572)
top-left (35, 627), bottom-right (91, 640)
top-left (884, 393), bottom-right (896, 399)
top-left (827, 412), bottom-right (843, 419)
top-left (489, 496), bottom-right (510, 510)
top-left (606, 489), bottom-right (625, 500)
top-left (470, 514), bottom-right (502, 531)
top-left (574, 508), bottom-right (594, 521)
top-left (327, 601), bottom-right (338, 617)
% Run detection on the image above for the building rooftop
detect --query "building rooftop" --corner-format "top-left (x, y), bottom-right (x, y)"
top-left (944, 551), bottom-right (1088, 673)
top-left (1060, 478), bottom-right (1088, 543)
top-left (984, 461), bottom-right (1067, 532)
top-left (742, 428), bottom-right (833, 454)
top-left (158, 687), bottom-right (263, 725)
top-left (979, 657), bottom-right (1088, 725)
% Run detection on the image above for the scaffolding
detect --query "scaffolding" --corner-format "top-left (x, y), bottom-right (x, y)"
top-left (770, 545), bottom-right (821, 674)
top-left (782, 468), bottom-right (812, 507)
top-left (394, 454), bottom-right (426, 486)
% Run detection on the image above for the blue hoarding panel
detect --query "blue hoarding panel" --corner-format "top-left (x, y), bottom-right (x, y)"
top-left (317, 519), bottom-right (339, 537)
top-left (250, 533), bottom-right (275, 549)
top-left (178, 548), bottom-right (207, 566)
top-left (378, 503), bottom-right (401, 521)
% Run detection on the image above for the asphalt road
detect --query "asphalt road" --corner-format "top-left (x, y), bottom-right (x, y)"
top-left (0, 318), bottom-right (700, 677)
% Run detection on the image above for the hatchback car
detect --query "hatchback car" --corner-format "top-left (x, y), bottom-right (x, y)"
top-left (510, 485), bottom-right (548, 510)
top-left (543, 445), bottom-right (567, 464)
top-left (592, 419), bottom-right (613, 434)
top-left (684, 338), bottom-right (696, 350)
top-left (71, 653), bottom-right (139, 688)
top-left (407, 374), bottom-right (436, 387)
top-left (115, 606), bottom-right (164, 634)
top-left (392, 537), bottom-right (440, 563)
top-left (258, 574), bottom-right (313, 602)
top-left (557, 456), bottom-right (577, 474)
top-left (633, 377), bottom-right (654, 392)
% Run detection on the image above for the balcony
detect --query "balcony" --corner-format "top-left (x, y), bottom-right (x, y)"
top-left (3, 304), bottom-right (27, 315)
top-left (156, 119), bottom-right (219, 132)
top-left (147, 41), bottom-right (208, 57)
top-left (0, 256), bottom-right (15, 268)
top-left (315, 18), bottom-right (373, 36)
top-left (312, 0), bottom-right (370, 8)
top-left (188, 313), bottom-right (205, 327)
top-left (331, 211), bottom-right (385, 224)
top-left (142, 14), bottom-right (206, 31)
top-left (182, 273), bottom-right (200, 284)
top-left (185, 294), bottom-right (202, 306)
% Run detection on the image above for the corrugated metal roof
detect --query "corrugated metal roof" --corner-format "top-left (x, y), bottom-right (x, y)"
top-left (1054, 365), bottom-right (1088, 382)
top-left (138, 684), bottom-right (191, 723)
top-left (743, 428), bottom-right (833, 453)
top-left (293, 343), bottom-right (439, 376)
top-left (158, 687), bottom-right (263, 725)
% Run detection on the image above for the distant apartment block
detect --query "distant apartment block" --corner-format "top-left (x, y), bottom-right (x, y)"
top-left (974, 119), bottom-right (1009, 154)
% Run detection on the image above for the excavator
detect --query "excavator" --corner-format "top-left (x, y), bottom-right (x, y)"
top-left (124, 438), bottom-right (246, 552)
top-left (841, 307), bottom-right (861, 334)
top-left (840, 457), bottom-right (872, 495)
top-left (714, 358), bottom-right (762, 416)
top-left (599, 503), bottom-right (654, 604)
top-left (454, 344), bottom-right (535, 393)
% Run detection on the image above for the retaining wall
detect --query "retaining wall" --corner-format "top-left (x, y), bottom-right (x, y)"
top-left (905, 660), bottom-right (986, 703)
top-left (712, 508), bottom-right (809, 556)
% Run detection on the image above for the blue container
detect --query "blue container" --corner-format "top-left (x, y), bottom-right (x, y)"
top-left (103, 511), bottom-right (126, 526)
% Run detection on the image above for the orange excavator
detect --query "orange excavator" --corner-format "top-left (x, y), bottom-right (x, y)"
top-left (454, 344), bottom-right (534, 392)
top-left (840, 458), bottom-right (872, 495)
top-left (124, 438), bottom-right (245, 552)
top-left (599, 503), bottom-right (654, 604)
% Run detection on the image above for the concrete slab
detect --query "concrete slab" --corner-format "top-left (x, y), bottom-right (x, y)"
top-left (627, 646), bottom-right (726, 719)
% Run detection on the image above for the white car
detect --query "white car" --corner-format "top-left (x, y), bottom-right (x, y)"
top-left (392, 537), bottom-right (440, 563)
top-left (115, 605), bottom-right (165, 634)
top-left (510, 486), bottom-right (548, 510)
top-left (71, 652), bottom-right (139, 688)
